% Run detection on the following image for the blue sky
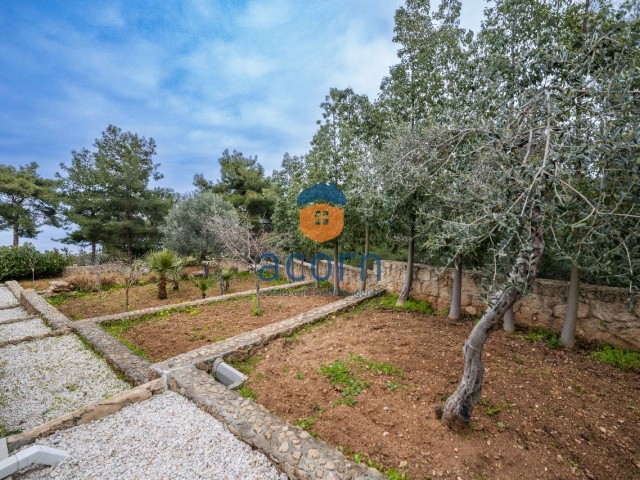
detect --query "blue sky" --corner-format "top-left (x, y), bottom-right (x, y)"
top-left (0, 1), bottom-right (484, 250)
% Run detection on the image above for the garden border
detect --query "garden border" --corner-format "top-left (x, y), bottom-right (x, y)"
top-left (152, 289), bottom-right (387, 480)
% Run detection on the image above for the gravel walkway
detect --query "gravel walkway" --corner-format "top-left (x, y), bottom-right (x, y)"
top-left (0, 306), bottom-right (31, 323)
top-left (0, 334), bottom-right (130, 432)
top-left (0, 286), bottom-right (19, 307)
top-left (0, 318), bottom-right (51, 342)
top-left (20, 391), bottom-right (287, 480)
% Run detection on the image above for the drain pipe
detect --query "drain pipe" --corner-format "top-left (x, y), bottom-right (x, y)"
top-left (213, 358), bottom-right (247, 390)
top-left (0, 445), bottom-right (69, 479)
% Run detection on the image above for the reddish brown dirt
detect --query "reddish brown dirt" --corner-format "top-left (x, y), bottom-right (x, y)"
top-left (121, 292), bottom-right (340, 362)
top-left (50, 273), bottom-right (280, 320)
top-left (246, 307), bottom-right (640, 480)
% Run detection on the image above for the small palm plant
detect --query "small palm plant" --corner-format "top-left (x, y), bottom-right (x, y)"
top-left (169, 256), bottom-right (192, 291)
top-left (220, 268), bottom-right (234, 295)
top-left (191, 275), bottom-right (215, 299)
top-left (146, 249), bottom-right (179, 300)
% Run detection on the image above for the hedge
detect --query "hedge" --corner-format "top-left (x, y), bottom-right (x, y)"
top-left (0, 243), bottom-right (69, 281)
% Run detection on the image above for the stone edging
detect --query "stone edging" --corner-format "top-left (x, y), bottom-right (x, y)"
top-left (0, 315), bottom-right (39, 326)
top-left (152, 290), bottom-right (386, 480)
top-left (71, 320), bottom-right (152, 386)
top-left (0, 328), bottom-right (70, 349)
top-left (83, 280), bottom-right (314, 324)
top-left (7, 379), bottom-right (165, 453)
top-left (5, 280), bottom-right (70, 331)
top-left (66, 281), bottom-right (315, 385)
top-left (151, 291), bottom-right (383, 377)
top-left (167, 366), bottom-right (384, 480)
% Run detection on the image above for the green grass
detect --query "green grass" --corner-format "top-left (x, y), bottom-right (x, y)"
top-left (294, 416), bottom-right (318, 430)
top-left (320, 353), bottom-right (403, 407)
top-left (320, 359), bottom-right (370, 402)
top-left (367, 293), bottom-right (436, 315)
top-left (228, 355), bottom-right (262, 375)
top-left (519, 327), bottom-right (563, 349)
top-left (479, 397), bottom-right (515, 417)
top-left (591, 345), bottom-right (640, 372)
top-left (294, 372), bottom-right (305, 380)
top-left (0, 424), bottom-right (21, 437)
top-left (102, 319), bottom-right (150, 359)
top-left (238, 385), bottom-right (256, 400)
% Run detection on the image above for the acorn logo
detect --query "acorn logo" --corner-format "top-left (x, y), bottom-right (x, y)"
top-left (297, 183), bottom-right (346, 243)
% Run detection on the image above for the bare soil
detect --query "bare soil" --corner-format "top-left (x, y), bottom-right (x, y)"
top-left (47, 273), bottom-right (282, 320)
top-left (245, 305), bottom-right (640, 480)
top-left (114, 291), bottom-right (340, 362)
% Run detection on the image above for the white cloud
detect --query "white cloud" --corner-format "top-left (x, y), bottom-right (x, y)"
top-left (241, 0), bottom-right (292, 29)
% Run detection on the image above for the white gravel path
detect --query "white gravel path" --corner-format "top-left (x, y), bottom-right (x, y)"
top-left (0, 334), bottom-right (130, 432)
top-left (21, 391), bottom-right (287, 480)
top-left (0, 306), bottom-right (31, 323)
top-left (0, 318), bottom-right (51, 342)
top-left (0, 286), bottom-right (19, 307)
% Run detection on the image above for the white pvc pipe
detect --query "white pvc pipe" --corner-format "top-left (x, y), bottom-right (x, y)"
top-left (0, 445), bottom-right (69, 479)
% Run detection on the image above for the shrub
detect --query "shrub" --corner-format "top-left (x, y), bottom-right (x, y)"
top-left (65, 271), bottom-right (123, 292)
top-left (0, 244), bottom-right (68, 281)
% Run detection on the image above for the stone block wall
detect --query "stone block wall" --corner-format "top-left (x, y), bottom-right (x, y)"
top-left (271, 257), bottom-right (639, 351)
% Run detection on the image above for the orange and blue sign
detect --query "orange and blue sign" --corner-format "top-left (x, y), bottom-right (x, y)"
top-left (297, 183), bottom-right (346, 243)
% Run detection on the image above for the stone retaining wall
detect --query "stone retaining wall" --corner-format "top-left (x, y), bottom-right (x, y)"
top-left (167, 366), bottom-right (384, 480)
top-left (282, 259), bottom-right (640, 350)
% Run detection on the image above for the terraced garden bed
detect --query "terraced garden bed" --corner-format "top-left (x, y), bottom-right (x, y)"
top-left (45, 271), bottom-right (287, 320)
top-left (237, 295), bottom-right (640, 480)
top-left (103, 288), bottom-right (341, 362)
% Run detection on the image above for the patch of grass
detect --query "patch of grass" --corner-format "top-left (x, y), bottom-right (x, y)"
top-left (251, 296), bottom-right (262, 316)
top-left (295, 416), bottom-right (318, 430)
top-left (320, 354), bottom-right (404, 407)
top-left (520, 327), bottom-right (563, 349)
top-left (351, 354), bottom-right (404, 377)
top-left (368, 293), bottom-right (435, 315)
top-left (294, 372), bottom-right (305, 380)
top-left (591, 345), bottom-right (640, 372)
top-left (228, 355), bottom-right (262, 376)
top-left (0, 424), bottom-right (22, 437)
top-left (480, 397), bottom-right (515, 417)
top-left (101, 319), bottom-right (151, 359)
top-left (352, 452), bottom-right (409, 479)
top-left (386, 467), bottom-right (411, 480)
top-left (321, 359), bottom-right (370, 403)
top-left (238, 385), bottom-right (256, 400)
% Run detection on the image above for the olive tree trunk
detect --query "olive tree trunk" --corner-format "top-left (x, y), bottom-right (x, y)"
top-left (449, 254), bottom-right (463, 320)
top-left (397, 220), bottom-right (415, 306)
top-left (255, 275), bottom-right (261, 315)
top-left (503, 306), bottom-right (515, 333)
top-left (560, 265), bottom-right (580, 349)
top-left (360, 225), bottom-right (370, 292)
top-left (441, 220), bottom-right (544, 431)
top-left (332, 241), bottom-right (340, 296)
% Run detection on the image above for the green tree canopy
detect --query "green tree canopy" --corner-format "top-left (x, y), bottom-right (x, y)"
top-left (58, 125), bottom-right (173, 262)
top-left (194, 149), bottom-right (274, 224)
top-left (0, 162), bottom-right (60, 246)
top-left (160, 190), bottom-right (237, 261)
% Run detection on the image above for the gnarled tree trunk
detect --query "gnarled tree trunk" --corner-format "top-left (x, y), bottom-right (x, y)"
top-left (560, 265), bottom-right (580, 348)
top-left (441, 219), bottom-right (544, 430)
top-left (449, 254), bottom-right (462, 320)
